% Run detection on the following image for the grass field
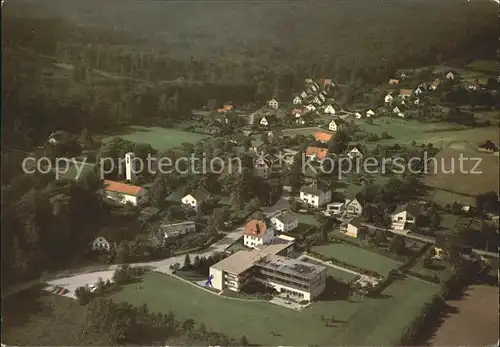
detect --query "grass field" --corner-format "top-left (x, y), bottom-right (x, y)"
top-left (465, 60), bottom-right (500, 74)
top-left (312, 243), bottom-right (401, 276)
top-left (356, 117), bottom-right (498, 148)
top-left (300, 256), bottom-right (358, 282)
top-left (111, 271), bottom-right (439, 345)
top-left (102, 126), bottom-right (210, 151)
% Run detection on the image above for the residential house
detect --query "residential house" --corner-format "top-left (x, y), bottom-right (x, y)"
top-left (347, 146), bottom-right (364, 159)
top-left (431, 78), bottom-right (441, 90)
top-left (391, 202), bottom-right (422, 231)
top-left (243, 219), bottom-right (275, 248)
top-left (260, 116), bottom-right (270, 126)
top-left (366, 109), bottom-right (375, 117)
top-left (324, 104), bottom-right (336, 115)
top-left (399, 89), bottom-right (413, 99)
top-left (397, 112), bottom-right (405, 118)
top-left (300, 91), bottom-right (309, 99)
top-left (314, 131), bottom-right (333, 144)
top-left (271, 212), bottom-right (299, 233)
top-left (300, 185), bottom-right (332, 208)
top-left (318, 93), bottom-right (326, 102)
top-left (306, 147), bottom-right (329, 161)
top-left (306, 104), bottom-right (316, 111)
top-left (384, 93), bottom-right (394, 104)
top-left (323, 78), bottom-right (333, 87)
top-left (92, 236), bottom-right (112, 252)
top-left (103, 180), bottom-right (148, 206)
top-left (313, 96), bottom-right (322, 105)
top-left (324, 202), bottom-right (346, 216)
top-left (217, 103), bottom-right (234, 113)
top-left (393, 106), bottom-right (401, 114)
top-left (293, 96), bottom-right (302, 104)
top-left (355, 112), bottom-right (362, 119)
top-left (181, 188), bottom-right (210, 211)
top-left (344, 198), bottom-right (364, 217)
top-left (328, 120), bottom-right (338, 132)
top-left (414, 87), bottom-right (423, 96)
top-left (161, 221), bottom-right (196, 238)
top-left (268, 98), bottom-right (279, 109)
top-left (388, 79), bottom-right (400, 85)
top-left (414, 98), bottom-right (420, 106)
top-left (340, 218), bottom-right (366, 238)
top-left (445, 71), bottom-right (455, 80)
top-left (253, 157), bottom-right (272, 179)
top-left (310, 82), bottom-right (320, 92)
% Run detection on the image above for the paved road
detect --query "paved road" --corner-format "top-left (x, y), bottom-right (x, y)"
top-left (5, 227), bottom-right (246, 300)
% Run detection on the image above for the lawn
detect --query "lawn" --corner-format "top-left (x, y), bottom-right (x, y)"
top-left (102, 126), bottom-right (210, 151)
top-left (300, 256), bottom-right (358, 282)
top-left (356, 117), bottom-right (498, 148)
top-left (464, 60), bottom-right (500, 75)
top-left (312, 243), bottom-right (401, 276)
top-left (111, 271), bottom-right (439, 345)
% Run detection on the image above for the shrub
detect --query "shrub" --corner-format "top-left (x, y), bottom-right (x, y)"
top-left (75, 285), bottom-right (93, 305)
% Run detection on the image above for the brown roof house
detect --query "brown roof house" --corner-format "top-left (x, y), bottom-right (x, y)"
top-left (243, 219), bottom-right (275, 249)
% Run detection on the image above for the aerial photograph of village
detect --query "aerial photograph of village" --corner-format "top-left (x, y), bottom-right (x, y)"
top-left (1, 0), bottom-right (499, 346)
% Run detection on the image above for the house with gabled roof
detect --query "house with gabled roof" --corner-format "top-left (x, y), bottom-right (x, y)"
top-left (341, 217), bottom-right (366, 238)
top-left (388, 79), bottom-right (400, 85)
top-left (300, 185), bottom-right (331, 208)
top-left (328, 120), bottom-right (338, 132)
top-left (260, 116), bottom-right (270, 126)
top-left (300, 91), bottom-right (309, 99)
top-left (399, 89), bottom-right (413, 99)
top-left (384, 93), bottom-right (394, 104)
top-left (393, 106), bottom-right (401, 114)
top-left (366, 109), bottom-right (375, 117)
top-left (306, 147), bottom-right (329, 161)
top-left (324, 104), bottom-right (336, 115)
top-left (313, 96), bottom-right (322, 105)
top-left (305, 104), bottom-right (316, 111)
top-left (347, 146), bottom-right (364, 159)
top-left (391, 202), bottom-right (423, 231)
top-left (268, 98), bottom-right (279, 109)
top-left (323, 78), bottom-right (333, 87)
top-left (315, 131), bottom-right (333, 143)
top-left (271, 212), bottom-right (299, 233)
top-left (318, 93), bottom-right (326, 102)
top-left (445, 71), bottom-right (455, 80)
top-left (103, 180), bottom-right (148, 206)
top-left (181, 187), bottom-right (210, 211)
top-left (243, 219), bottom-right (275, 248)
top-left (414, 87), bottom-right (423, 96)
top-left (293, 96), bottom-right (302, 104)
top-left (344, 197), bottom-right (364, 217)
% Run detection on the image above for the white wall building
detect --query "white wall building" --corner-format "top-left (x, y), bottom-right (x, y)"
top-left (328, 120), bottom-right (338, 131)
top-left (103, 180), bottom-right (148, 206)
top-left (271, 212), bottom-right (299, 233)
top-left (181, 188), bottom-right (210, 211)
top-left (391, 203), bottom-right (422, 231)
top-left (300, 186), bottom-right (331, 208)
top-left (293, 96), bottom-right (302, 104)
top-left (347, 147), bottom-right (364, 159)
top-left (243, 219), bottom-right (275, 249)
top-left (324, 104), bottom-right (336, 115)
top-left (268, 98), bottom-right (279, 109)
top-left (344, 198), bottom-right (364, 217)
top-left (161, 221), bottom-right (196, 238)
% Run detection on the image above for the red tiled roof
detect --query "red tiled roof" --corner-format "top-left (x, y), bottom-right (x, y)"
top-left (244, 220), bottom-right (268, 238)
top-left (306, 147), bottom-right (329, 160)
top-left (104, 180), bottom-right (143, 196)
top-left (314, 132), bottom-right (333, 142)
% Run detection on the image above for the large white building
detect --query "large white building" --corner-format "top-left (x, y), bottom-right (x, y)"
top-left (243, 219), bottom-right (275, 248)
top-left (103, 180), bottom-right (148, 206)
top-left (209, 242), bottom-right (326, 301)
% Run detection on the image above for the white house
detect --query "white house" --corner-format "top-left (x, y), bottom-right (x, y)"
top-left (397, 112), bottom-right (405, 118)
top-left (103, 180), bottom-right (148, 206)
top-left (414, 87), bottom-right (423, 96)
top-left (310, 83), bottom-right (319, 92)
top-left (324, 202), bottom-right (346, 216)
top-left (300, 91), bottom-right (308, 99)
top-left (253, 157), bottom-right (271, 179)
top-left (393, 106), bottom-right (401, 114)
top-left (268, 98), bottom-right (279, 109)
top-left (260, 116), bottom-right (269, 126)
top-left (300, 185), bottom-right (331, 208)
top-left (355, 112), bottom-right (362, 119)
top-left (318, 93), bottom-right (326, 102)
top-left (384, 94), bottom-right (394, 104)
top-left (324, 104), bottom-right (336, 115)
top-left (293, 96), bottom-right (302, 104)
top-left (414, 98), bottom-right (420, 106)
top-left (181, 188), bottom-right (210, 211)
top-left (347, 147), bottom-right (364, 159)
top-left (271, 212), bottom-right (299, 233)
top-left (328, 120), bottom-right (338, 132)
top-left (446, 71), bottom-right (455, 80)
top-left (366, 109), bottom-right (375, 117)
top-left (313, 96), bottom-right (322, 105)
top-left (341, 218), bottom-right (365, 238)
top-left (92, 236), bottom-right (112, 252)
top-left (295, 116), bottom-right (306, 125)
top-left (391, 202), bottom-right (422, 231)
top-left (344, 198), bottom-right (364, 217)
top-left (243, 219), bottom-right (275, 248)
top-left (161, 221), bottom-right (196, 238)
top-left (306, 104), bottom-right (316, 111)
